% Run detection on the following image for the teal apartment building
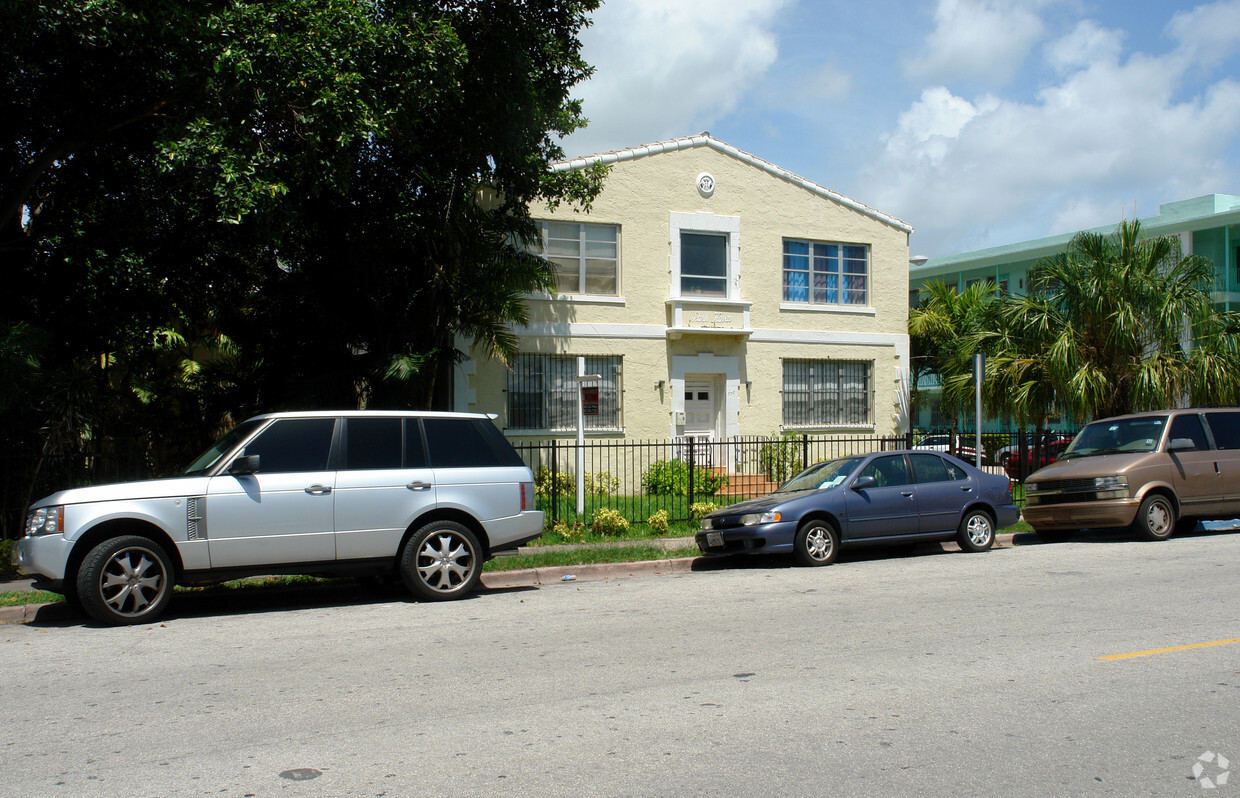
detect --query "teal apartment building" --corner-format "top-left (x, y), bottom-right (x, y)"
top-left (909, 194), bottom-right (1240, 429)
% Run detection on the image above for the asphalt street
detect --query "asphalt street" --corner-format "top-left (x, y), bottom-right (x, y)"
top-left (2, 530), bottom-right (1239, 797)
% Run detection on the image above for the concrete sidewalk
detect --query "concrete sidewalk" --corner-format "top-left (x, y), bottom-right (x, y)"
top-left (0, 533), bottom-right (1018, 625)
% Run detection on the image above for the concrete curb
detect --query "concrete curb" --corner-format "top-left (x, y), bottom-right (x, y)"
top-left (0, 532), bottom-right (1021, 625)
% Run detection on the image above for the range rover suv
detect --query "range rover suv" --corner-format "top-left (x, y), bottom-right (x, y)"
top-left (1022, 408), bottom-right (1240, 541)
top-left (14, 411), bottom-right (543, 625)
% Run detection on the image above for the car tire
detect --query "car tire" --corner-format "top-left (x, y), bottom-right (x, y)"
top-left (1131, 494), bottom-right (1175, 541)
top-left (956, 509), bottom-right (995, 552)
top-left (400, 521), bottom-right (482, 601)
top-left (793, 519), bottom-right (839, 566)
top-left (76, 535), bottom-right (175, 626)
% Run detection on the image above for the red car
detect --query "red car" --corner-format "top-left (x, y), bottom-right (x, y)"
top-left (1004, 436), bottom-right (1074, 480)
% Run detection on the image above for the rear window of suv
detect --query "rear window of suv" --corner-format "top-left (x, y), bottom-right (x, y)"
top-left (422, 418), bottom-right (525, 468)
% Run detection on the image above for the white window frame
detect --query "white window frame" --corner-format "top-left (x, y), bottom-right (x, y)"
top-left (670, 212), bottom-right (740, 300)
top-left (781, 238), bottom-right (869, 308)
top-left (531, 220), bottom-right (620, 296)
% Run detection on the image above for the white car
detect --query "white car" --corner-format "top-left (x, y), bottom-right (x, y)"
top-left (15, 411), bottom-right (543, 625)
top-left (912, 434), bottom-right (978, 460)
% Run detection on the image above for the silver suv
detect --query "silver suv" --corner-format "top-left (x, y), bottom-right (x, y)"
top-left (14, 411), bottom-right (543, 625)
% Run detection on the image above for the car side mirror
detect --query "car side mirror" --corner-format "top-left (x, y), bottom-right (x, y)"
top-left (1168, 438), bottom-right (1197, 452)
top-left (228, 454), bottom-right (260, 475)
top-left (851, 475), bottom-right (876, 490)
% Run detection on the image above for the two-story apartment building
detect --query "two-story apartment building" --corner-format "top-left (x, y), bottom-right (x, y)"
top-left (452, 133), bottom-right (913, 445)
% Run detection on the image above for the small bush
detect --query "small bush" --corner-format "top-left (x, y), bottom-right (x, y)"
top-left (646, 509), bottom-right (670, 535)
top-left (758, 431), bottom-right (801, 483)
top-left (535, 466), bottom-right (574, 498)
top-left (640, 459), bottom-right (728, 496)
top-left (550, 520), bottom-right (586, 543)
top-left (689, 502), bottom-right (719, 521)
top-left (584, 471), bottom-right (619, 496)
top-left (590, 507), bottom-right (630, 537)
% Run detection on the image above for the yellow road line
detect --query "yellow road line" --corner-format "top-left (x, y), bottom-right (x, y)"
top-left (1096, 637), bottom-right (1240, 661)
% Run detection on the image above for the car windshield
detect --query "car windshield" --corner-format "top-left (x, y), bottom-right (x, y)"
top-left (777, 456), bottom-right (865, 493)
top-left (182, 418), bottom-right (266, 475)
top-left (1062, 417), bottom-right (1165, 458)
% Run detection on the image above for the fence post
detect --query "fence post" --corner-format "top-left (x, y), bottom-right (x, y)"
top-left (687, 436), bottom-right (696, 508)
top-left (550, 441), bottom-right (559, 525)
top-left (801, 434), bottom-right (809, 472)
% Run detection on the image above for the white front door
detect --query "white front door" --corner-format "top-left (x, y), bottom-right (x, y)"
top-left (684, 377), bottom-right (719, 437)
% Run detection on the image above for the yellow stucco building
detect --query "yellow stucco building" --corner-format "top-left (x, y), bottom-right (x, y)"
top-left (455, 133), bottom-right (913, 447)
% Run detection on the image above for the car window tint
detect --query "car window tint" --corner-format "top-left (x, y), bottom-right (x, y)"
top-left (473, 418), bottom-right (526, 467)
top-left (405, 420), bottom-right (428, 468)
top-left (910, 454), bottom-right (950, 483)
top-left (1205, 412), bottom-right (1240, 450)
top-left (243, 418), bottom-right (335, 473)
top-left (860, 455), bottom-right (910, 488)
top-left (423, 418), bottom-right (503, 468)
top-left (346, 418), bottom-right (403, 470)
top-left (1168, 414), bottom-right (1210, 451)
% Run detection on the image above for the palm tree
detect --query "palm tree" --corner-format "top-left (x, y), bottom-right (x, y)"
top-left (1008, 219), bottom-right (1240, 421)
top-left (909, 279), bottom-right (1003, 448)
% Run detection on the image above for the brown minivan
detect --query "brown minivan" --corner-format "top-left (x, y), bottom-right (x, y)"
top-left (1022, 408), bottom-right (1240, 541)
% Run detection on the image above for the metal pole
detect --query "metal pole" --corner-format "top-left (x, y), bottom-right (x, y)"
top-left (974, 352), bottom-right (984, 469)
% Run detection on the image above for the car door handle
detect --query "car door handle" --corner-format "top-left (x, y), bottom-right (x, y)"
top-left (901, 491), bottom-right (914, 498)
top-left (407, 481), bottom-right (433, 491)
top-left (960, 486), bottom-right (974, 492)
top-left (305, 484), bottom-right (332, 495)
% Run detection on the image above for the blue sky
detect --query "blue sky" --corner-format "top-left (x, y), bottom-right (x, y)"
top-left (561, 0), bottom-right (1240, 258)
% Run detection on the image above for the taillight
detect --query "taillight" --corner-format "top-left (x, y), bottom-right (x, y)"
top-left (521, 482), bottom-right (534, 511)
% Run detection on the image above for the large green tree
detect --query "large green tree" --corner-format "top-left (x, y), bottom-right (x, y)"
top-left (1009, 219), bottom-right (1240, 420)
top-left (908, 279), bottom-right (1003, 432)
top-left (1, 0), bottom-right (604, 464)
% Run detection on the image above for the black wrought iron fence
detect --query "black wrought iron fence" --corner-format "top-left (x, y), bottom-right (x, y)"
top-left (511, 433), bottom-right (917, 526)
top-left (1, 451), bottom-right (147, 540)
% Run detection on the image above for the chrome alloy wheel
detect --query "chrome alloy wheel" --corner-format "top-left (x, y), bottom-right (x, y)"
top-left (417, 532), bottom-right (475, 593)
top-left (965, 513), bottom-right (994, 548)
top-left (803, 526), bottom-right (834, 561)
top-left (99, 545), bottom-right (169, 617)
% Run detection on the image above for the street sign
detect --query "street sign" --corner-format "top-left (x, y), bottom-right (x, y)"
top-left (581, 386), bottom-right (599, 416)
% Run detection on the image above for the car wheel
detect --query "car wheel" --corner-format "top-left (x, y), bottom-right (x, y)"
top-left (1131, 494), bottom-right (1175, 541)
top-left (956, 509), bottom-right (995, 552)
top-left (1032, 528), bottom-right (1073, 543)
top-left (400, 521), bottom-right (482, 601)
top-left (793, 519), bottom-right (839, 566)
top-left (76, 535), bottom-right (175, 626)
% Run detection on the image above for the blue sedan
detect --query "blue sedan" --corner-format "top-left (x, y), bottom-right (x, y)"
top-left (696, 450), bottom-right (1020, 566)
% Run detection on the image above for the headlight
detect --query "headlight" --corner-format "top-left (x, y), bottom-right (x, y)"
top-left (26, 506), bottom-right (64, 537)
top-left (1093, 475), bottom-right (1128, 491)
top-left (740, 511), bottom-right (781, 526)
top-left (700, 518), bottom-right (713, 530)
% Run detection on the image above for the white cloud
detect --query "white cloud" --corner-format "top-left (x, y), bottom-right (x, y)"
top-left (1167, 0), bottom-right (1240, 66)
top-left (906, 0), bottom-right (1053, 88)
top-left (867, 9), bottom-right (1240, 256)
top-left (1044, 20), bottom-right (1124, 75)
top-left (560, 0), bottom-right (792, 157)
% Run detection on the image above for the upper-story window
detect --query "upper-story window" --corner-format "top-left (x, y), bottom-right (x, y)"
top-left (680, 232), bottom-right (728, 296)
top-left (782, 240), bottom-right (868, 306)
top-left (670, 212), bottom-right (740, 300)
top-left (531, 221), bottom-right (619, 296)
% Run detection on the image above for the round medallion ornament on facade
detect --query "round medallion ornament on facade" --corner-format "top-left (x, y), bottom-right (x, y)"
top-left (696, 172), bottom-right (715, 197)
